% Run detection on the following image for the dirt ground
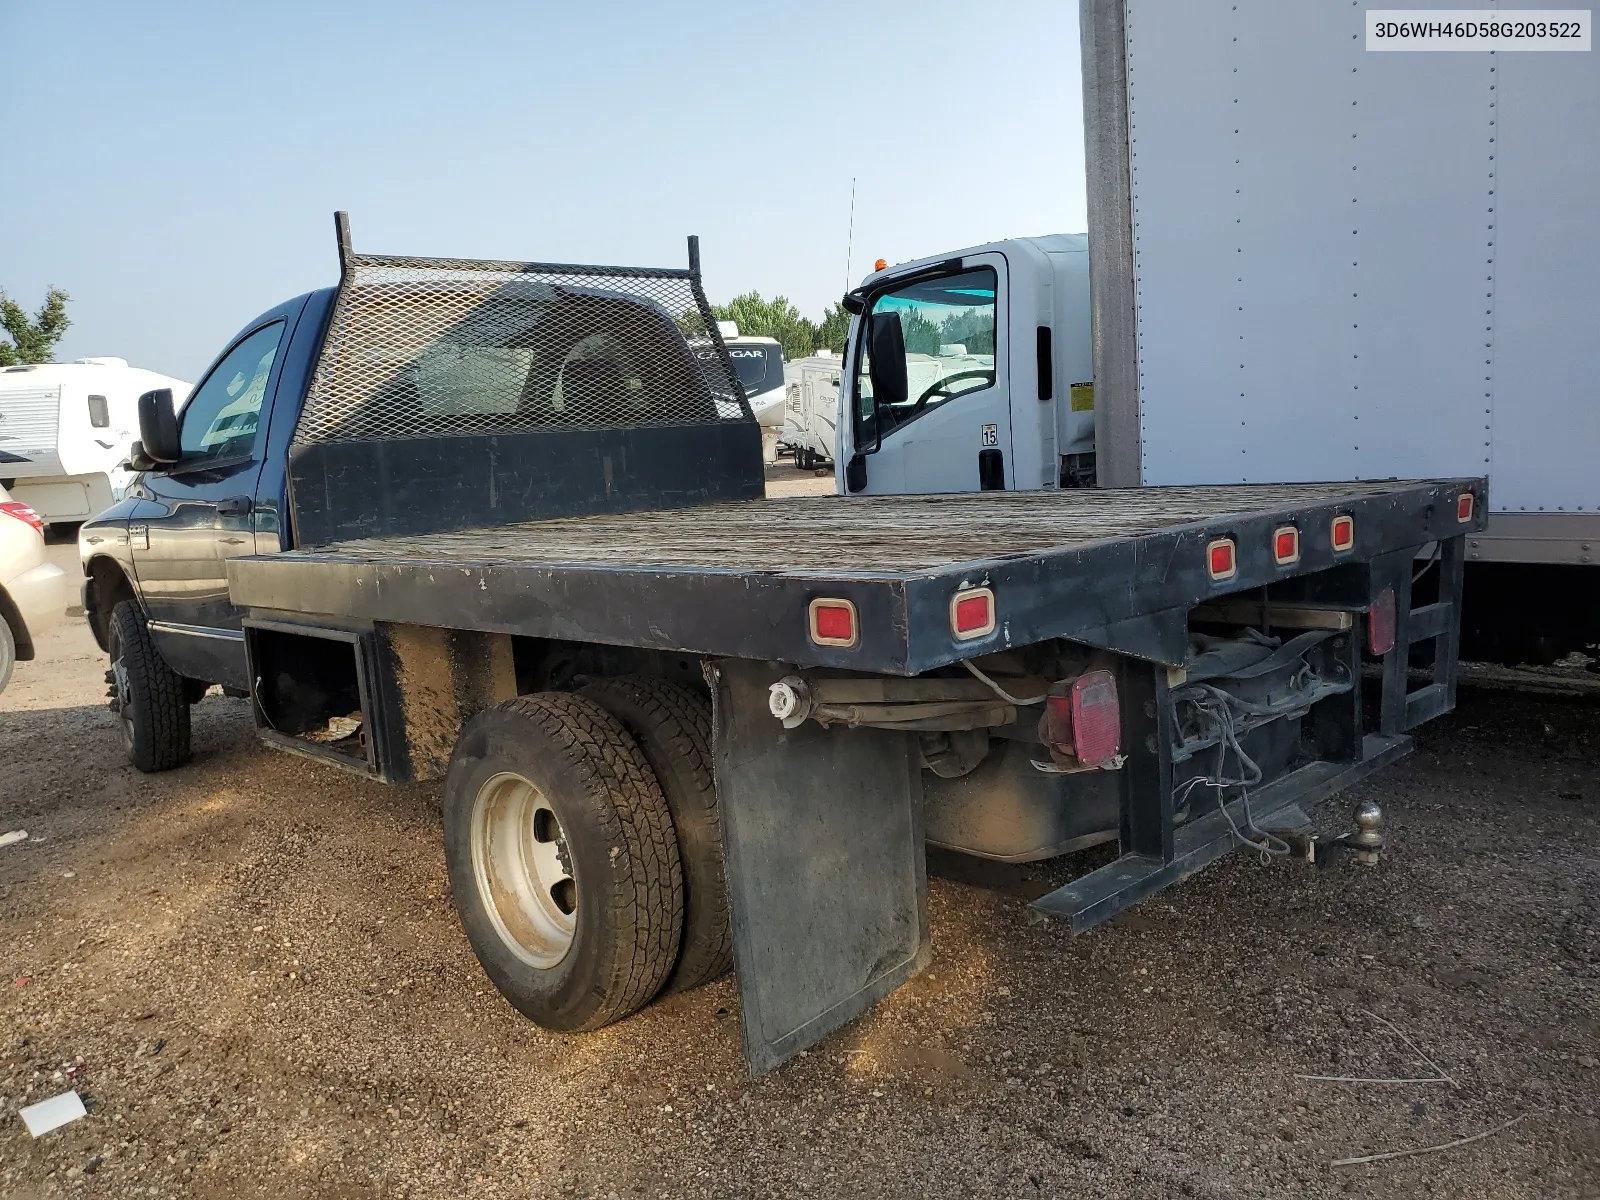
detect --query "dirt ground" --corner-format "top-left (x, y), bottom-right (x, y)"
top-left (761, 458), bottom-right (836, 500)
top-left (2, 521), bottom-right (1597, 1198)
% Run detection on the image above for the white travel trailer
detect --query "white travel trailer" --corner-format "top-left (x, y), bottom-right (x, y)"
top-left (716, 322), bottom-right (786, 461)
top-left (0, 358), bottom-right (191, 528)
top-left (781, 351), bottom-right (843, 469)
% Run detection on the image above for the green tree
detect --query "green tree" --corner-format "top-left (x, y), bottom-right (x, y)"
top-left (711, 292), bottom-right (818, 361)
top-left (899, 309), bottom-right (943, 356)
top-left (816, 302), bottom-right (852, 355)
top-left (937, 307), bottom-right (995, 354)
top-left (0, 287), bottom-right (72, 366)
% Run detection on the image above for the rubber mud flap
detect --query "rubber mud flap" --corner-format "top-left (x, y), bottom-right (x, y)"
top-left (709, 658), bottom-right (930, 1074)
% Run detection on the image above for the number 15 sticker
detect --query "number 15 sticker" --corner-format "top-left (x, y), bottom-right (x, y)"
top-left (981, 423), bottom-right (998, 447)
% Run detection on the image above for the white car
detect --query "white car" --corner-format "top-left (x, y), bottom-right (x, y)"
top-left (0, 483), bottom-right (68, 692)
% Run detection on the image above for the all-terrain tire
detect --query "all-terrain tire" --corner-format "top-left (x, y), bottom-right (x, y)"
top-left (580, 675), bottom-right (732, 993)
top-left (108, 600), bottom-right (191, 772)
top-left (443, 693), bottom-right (684, 1032)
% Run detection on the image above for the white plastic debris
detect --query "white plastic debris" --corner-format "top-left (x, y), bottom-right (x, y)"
top-left (20, 1090), bottom-right (87, 1136)
top-left (0, 829), bottom-right (28, 848)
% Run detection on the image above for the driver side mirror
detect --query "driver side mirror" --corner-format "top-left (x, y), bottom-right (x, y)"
top-left (136, 388), bottom-right (181, 467)
top-left (868, 312), bottom-right (908, 408)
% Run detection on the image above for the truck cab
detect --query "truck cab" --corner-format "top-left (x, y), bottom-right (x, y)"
top-left (837, 234), bottom-right (1093, 496)
top-left (77, 288), bottom-right (335, 705)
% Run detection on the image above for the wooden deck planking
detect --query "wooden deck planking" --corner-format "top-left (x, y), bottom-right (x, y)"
top-left (303, 482), bottom-right (1434, 575)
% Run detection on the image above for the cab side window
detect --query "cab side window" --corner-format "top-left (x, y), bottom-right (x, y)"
top-left (854, 268), bottom-right (997, 440)
top-left (177, 322), bottom-right (285, 467)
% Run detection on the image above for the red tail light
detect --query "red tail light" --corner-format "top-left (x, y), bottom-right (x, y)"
top-left (1206, 537), bottom-right (1237, 581)
top-left (808, 598), bottom-right (858, 648)
top-left (1071, 670), bottom-right (1122, 767)
top-left (1368, 586), bottom-right (1397, 655)
top-left (1040, 670), bottom-right (1123, 768)
top-left (949, 587), bottom-right (996, 640)
top-left (1456, 492), bottom-right (1474, 522)
top-left (1330, 514), bottom-right (1355, 552)
top-left (0, 501), bottom-right (44, 534)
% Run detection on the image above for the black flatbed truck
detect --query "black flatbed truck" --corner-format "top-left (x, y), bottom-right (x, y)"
top-left (80, 218), bottom-right (1484, 1073)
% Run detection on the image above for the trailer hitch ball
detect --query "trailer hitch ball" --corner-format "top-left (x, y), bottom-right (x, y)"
top-left (768, 676), bottom-right (813, 729)
top-left (1351, 798), bottom-right (1384, 867)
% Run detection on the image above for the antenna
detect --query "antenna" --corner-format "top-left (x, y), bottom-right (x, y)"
top-left (843, 177), bottom-right (857, 293)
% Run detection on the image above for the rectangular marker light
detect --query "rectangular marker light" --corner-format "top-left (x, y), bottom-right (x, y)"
top-left (808, 598), bottom-right (858, 648)
top-left (950, 587), bottom-right (997, 640)
top-left (1207, 537), bottom-right (1237, 581)
top-left (1273, 526), bottom-right (1301, 566)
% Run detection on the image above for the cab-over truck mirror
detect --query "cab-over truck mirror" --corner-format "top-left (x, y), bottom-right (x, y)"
top-left (868, 311), bottom-right (907, 409)
top-left (136, 388), bottom-right (181, 467)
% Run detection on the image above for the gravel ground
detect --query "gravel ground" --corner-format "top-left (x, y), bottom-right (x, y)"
top-left (762, 459), bottom-right (836, 500)
top-left (2, 531), bottom-right (1596, 1198)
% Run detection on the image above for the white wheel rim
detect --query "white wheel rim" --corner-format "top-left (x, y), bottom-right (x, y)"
top-left (470, 772), bottom-right (577, 968)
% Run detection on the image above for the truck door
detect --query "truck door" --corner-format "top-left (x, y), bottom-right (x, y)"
top-left (130, 318), bottom-right (287, 689)
top-left (845, 256), bottom-right (1010, 494)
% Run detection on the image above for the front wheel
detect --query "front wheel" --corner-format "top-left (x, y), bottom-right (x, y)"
top-left (107, 600), bottom-right (191, 772)
top-left (443, 694), bottom-right (684, 1032)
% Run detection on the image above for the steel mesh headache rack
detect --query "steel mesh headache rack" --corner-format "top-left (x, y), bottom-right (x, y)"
top-left (286, 214), bottom-right (763, 547)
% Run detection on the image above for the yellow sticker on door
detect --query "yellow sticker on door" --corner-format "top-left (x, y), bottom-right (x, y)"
top-left (1070, 382), bottom-right (1095, 412)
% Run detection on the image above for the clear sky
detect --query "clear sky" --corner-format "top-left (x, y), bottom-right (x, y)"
top-left (1, 1), bottom-right (1087, 383)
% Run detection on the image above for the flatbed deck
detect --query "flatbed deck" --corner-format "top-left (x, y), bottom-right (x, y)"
top-left (230, 479), bottom-right (1484, 674)
top-left (284, 481), bottom-right (1422, 574)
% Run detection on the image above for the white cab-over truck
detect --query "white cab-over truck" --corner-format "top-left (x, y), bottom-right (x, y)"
top-left (839, 235), bottom-right (1094, 495)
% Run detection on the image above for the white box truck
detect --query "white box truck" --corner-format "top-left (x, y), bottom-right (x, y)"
top-left (837, 0), bottom-right (1599, 666)
top-left (0, 358), bottom-right (192, 528)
